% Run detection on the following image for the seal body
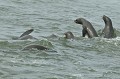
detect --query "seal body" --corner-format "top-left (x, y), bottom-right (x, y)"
top-left (74, 18), bottom-right (98, 38)
top-left (23, 45), bottom-right (48, 50)
top-left (102, 15), bottom-right (116, 38)
top-left (64, 31), bottom-right (74, 39)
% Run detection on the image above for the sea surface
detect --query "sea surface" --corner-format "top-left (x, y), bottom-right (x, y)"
top-left (0, 0), bottom-right (120, 79)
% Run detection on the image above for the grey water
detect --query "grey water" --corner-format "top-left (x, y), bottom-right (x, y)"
top-left (0, 0), bottom-right (120, 79)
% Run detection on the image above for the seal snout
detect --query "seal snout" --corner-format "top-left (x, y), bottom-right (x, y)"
top-left (74, 19), bottom-right (80, 24)
top-left (103, 15), bottom-right (106, 17)
top-left (102, 15), bottom-right (107, 20)
top-left (74, 18), bottom-right (83, 24)
top-left (103, 15), bottom-right (110, 21)
top-left (74, 19), bottom-right (78, 24)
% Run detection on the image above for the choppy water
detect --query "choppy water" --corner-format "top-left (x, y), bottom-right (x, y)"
top-left (0, 0), bottom-right (120, 79)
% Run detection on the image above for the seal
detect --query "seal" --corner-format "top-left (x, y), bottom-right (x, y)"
top-left (74, 18), bottom-right (98, 38)
top-left (22, 45), bottom-right (48, 50)
top-left (64, 31), bottom-right (74, 39)
top-left (102, 15), bottom-right (116, 38)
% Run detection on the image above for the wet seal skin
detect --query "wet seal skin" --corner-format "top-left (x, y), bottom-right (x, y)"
top-left (102, 15), bottom-right (116, 38)
top-left (22, 45), bottom-right (49, 50)
top-left (74, 18), bottom-right (98, 38)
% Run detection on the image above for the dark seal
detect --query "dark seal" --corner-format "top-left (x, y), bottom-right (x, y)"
top-left (74, 18), bottom-right (98, 38)
top-left (102, 15), bottom-right (116, 38)
top-left (23, 45), bottom-right (48, 50)
top-left (64, 31), bottom-right (74, 39)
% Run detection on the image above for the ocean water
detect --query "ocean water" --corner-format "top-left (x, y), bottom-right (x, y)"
top-left (0, 0), bottom-right (120, 79)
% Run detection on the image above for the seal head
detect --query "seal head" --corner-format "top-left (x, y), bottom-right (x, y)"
top-left (64, 31), bottom-right (74, 39)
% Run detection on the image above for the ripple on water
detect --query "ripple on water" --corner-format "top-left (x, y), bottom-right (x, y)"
top-left (0, 0), bottom-right (120, 79)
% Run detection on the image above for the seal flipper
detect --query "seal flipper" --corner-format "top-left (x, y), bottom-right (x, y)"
top-left (82, 28), bottom-right (91, 38)
top-left (82, 28), bottom-right (87, 37)
top-left (20, 29), bottom-right (34, 37)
